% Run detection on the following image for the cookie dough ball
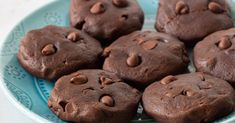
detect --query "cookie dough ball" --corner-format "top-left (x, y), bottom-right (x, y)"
top-left (18, 25), bottom-right (103, 80)
top-left (70, 0), bottom-right (144, 44)
top-left (194, 28), bottom-right (235, 86)
top-left (142, 73), bottom-right (235, 123)
top-left (103, 31), bottom-right (189, 87)
top-left (48, 69), bottom-right (141, 123)
top-left (155, 0), bottom-right (233, 43)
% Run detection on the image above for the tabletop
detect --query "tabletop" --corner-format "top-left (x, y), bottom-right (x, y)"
top-left (0, 0), bottom-right (54, 123)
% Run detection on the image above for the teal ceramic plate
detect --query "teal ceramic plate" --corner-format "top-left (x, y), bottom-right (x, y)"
top-left (1, 0), bottom-right (235, 123)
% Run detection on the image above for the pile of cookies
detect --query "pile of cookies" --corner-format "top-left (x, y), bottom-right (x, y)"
top-left (17, 0), bottom-right (235, 123)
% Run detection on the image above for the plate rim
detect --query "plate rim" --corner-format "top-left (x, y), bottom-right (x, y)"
top-left (1, 0), bottom-right (235, 123)
top-left (0, 1), bottom-right (60, 123)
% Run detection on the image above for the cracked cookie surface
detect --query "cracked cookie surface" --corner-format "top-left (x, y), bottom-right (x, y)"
top-left (70, 0), bottom-right (144, 44)
top-left (48, 69), bottom-right (141, 123)
top-left (142, 73), bottom-right (235, 123)
top-left (103, 31), bottom-right (189, 87)
top-left (155, 0), bottom-right (233, 43)
top-left (17, 25), bottom-right (103, 81)
top-left (194, 28), bottom-right (235, 86)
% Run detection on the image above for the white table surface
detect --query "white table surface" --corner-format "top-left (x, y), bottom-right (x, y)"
top-left (0, 0), bottom-right (54, 123)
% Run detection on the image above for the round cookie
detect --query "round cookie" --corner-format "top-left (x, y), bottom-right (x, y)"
top-left (194, 28), bottom-right (235, 86)
top-left (70, 0), bottom-right (144, 44)
top-left (48, 69), bottom-right (141, 123)
top-left (155, 0), bottom-right (233, 43)
top-left (142, 73), bottom-right (235, 123)
top-left (103, 31), bottom-right (189, 87)
top-left (17, 25), bottom-right (103, 81)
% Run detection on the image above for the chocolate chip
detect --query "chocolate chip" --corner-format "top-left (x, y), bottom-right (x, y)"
top-left (157, 38), bottom-right (168, 43)
top-left (138, 39), bottom-right (145, 45)
top-left (90, 2), bottom-right (105, 14)
top-left (142, 40), bottom-right (158, 50)
top-left (120, 14), bottom-right (128, 21)
top-left (102, 48), bottom-right (111, 57)
top-left (48, 100), bottom-right (52, 108)
top-left (100, 76), bottom-right (114, 86)
top-left (181, 90), bottom-right (193, 96)
top-left (126, 53), bottom-right (141, 67)
top-left (112, 0), bottom-right (128, 7)
top-left (166, 93), bottom-right (173, 97)
top-left (206, 57), bottom-right (217, 70)
top-left (218, 36), bottom-right (232, 49)
top-left (134, 38), bottom-right (145, 45)
top-left (42, 44), bottom-right (56, 56)
top-left (175, 1), bottom-right (189, 14)
top-left (208, 2), bottom-right (224, 13)
top-left (100, 95), bottom-right (114, 107)
top-left (70, 74), bottom-right (88, 85)
top-left (67, 32), bottom-right (80, 42)
top-left (185, 91), bottom-right (193, 96)
top-left (161, 75), bottom-right (177, 84)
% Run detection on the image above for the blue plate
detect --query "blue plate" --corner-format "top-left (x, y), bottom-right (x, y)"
top-left (0, 0), bottom-right (235, 123)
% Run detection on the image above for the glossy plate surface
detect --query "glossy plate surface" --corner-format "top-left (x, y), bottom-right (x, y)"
top-left (0, 0), bottom-right (235, 123)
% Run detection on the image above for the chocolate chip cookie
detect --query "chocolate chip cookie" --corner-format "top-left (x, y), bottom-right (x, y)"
top-left (17, 25), bottom-right (103, 81)
top-left (70, 0), bottom-right (144, 44)
top-left (142, 73), bottom-right (235, 123)
top-left (48, 69), bottom-right (141, 123)
top-left (103, 31), bottom-right (189, 87)
top-left (193, 28), bottom-right (235, 86)
top-left (155, 0), bottom-right (233, 43)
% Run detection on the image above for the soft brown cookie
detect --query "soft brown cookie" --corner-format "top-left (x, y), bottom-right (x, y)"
top-left (48, 69), bottom-right (141, 123)
top-left (17, 25), bottom-right (103, 81)
top-left (142, 73), bottom-right (235, 123)
top-left (193, 28), bottom-right (235, 86)
top-left (70, 0), bottom-right (144, 44)
top-left (155, 0), bottom-right (233, 43)
top-left (103, 31), bottom-right (189, 87)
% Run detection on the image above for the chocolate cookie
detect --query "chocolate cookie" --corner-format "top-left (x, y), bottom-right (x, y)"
top-left (17, 25), bottom-right (103, 81)
top-left (193, 28), bottom-right (235, 86)
top-left (70, 0), bottom-right (144, 44)
top-left (155, 0), bottom-right (233, 43)
top-left (48, 69), bottom-right (141, 123)
top-left (142, 73), bottom-right (235, 123)
top-left (103, 31), bottom-right (189, 87)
